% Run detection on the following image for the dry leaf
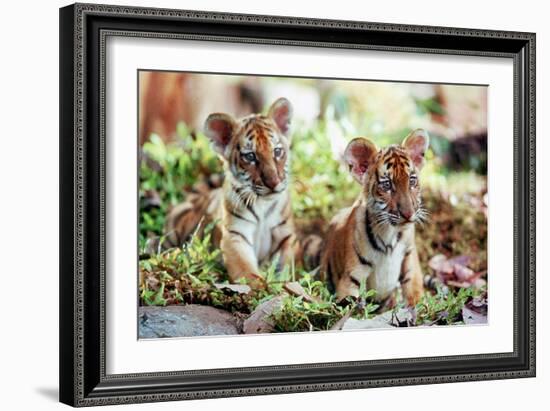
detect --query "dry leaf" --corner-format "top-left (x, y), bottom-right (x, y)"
top-left (283, 282), bottom-right (320, 303)
top-left (462, 293), bottom-right (488, 324)
top-left (243, 296), bottom-right (283, 334)
top-left (428, 254), bottom-right (484, 288)
top-left (391, 307), bottom-right (417, 327)
top-left (214, 283), bottom-right (252, 295)
top-left (329, 310), bottom-right (353, 331)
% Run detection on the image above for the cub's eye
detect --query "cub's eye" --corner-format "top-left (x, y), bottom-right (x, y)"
top-left (409, 175), bottom-right (418, 187)
top-left (379, 180), bottom-right (392, 191)
top-left (274, 147), bottom-right (284, 158)
top-left (243, 152), bottom-right (257, 163)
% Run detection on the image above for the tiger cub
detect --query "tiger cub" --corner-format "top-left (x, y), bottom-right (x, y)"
top-left (320, 129), bottom-right (430, 306)
top-left (165, 98), bottom-right (296, 286)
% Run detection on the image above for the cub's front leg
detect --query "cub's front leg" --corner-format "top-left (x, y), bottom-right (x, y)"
top-left (220, 228), bottom-right (263, 287)
top-left (270, 221), bottom-right (297, 271)
top-left (336, 267), bottom-right (371, 301)
top-left (400, 247), bottom-right (424, 306)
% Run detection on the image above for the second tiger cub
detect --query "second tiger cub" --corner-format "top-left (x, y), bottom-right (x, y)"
top-left (320, 129), bottom-right (430, 306)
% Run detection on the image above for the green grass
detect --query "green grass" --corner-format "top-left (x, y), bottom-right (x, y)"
top-left (139, 222), bottom-right (486, 332)
top-left (139, 227), bottom-right (377, 331)
top-left (289, 122), bottom-right (359, 224)
top-left (139, 124), bottom-right (222, 249)
top-left (412, 286), bottom-right (483, 326)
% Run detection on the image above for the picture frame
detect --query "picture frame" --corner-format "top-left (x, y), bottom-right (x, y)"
top-left (59, 2), bottom-right (535, 407)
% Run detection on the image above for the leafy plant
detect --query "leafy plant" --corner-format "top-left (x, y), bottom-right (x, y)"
top-left (413, 285), bottom-right (484, 325)
top-left (290, 122), bottom-right (359, 226)
top-left (139, 125), bottom-right (222, 248)
top-left (139, 224), bottom-right (383, 332)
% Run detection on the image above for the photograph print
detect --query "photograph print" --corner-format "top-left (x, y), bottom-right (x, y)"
top-left (138, 70), bottom-right (488, 338)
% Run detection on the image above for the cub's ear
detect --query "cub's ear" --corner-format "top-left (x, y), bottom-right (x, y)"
top-left (204, 113), bottom-right (236, 156)
top-left (402, 129), bottom-right (430, 169)
top-left (268, 98), bottom-right (293, 136)
top-left (344, 137), bottom-right (378, 183)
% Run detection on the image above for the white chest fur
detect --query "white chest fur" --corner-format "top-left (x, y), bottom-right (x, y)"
top-left (352, 206), bottom-right (412, 301)
top-left (252, 197), bottom-right (275, 260)
top-left (367, 239), bottom-right (407, 300)
top-left (226, 191), bottom-right (286, 262)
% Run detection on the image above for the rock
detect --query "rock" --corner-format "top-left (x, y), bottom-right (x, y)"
top-left (243, 296), bottom-right (283, 334)
top-left (342, 307), bottom-right (419, 330)
top-left (342, 311), bottom-right (394, 330)
top-left (139, 305), bottom-right (240, 338)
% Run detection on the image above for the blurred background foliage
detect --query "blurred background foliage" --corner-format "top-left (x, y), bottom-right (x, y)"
top-left (138, 72), bottom-right (488, 330)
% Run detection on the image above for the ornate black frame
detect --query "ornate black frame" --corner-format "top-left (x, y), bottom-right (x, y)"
top-left (59, 3), bottom-right (536, 407)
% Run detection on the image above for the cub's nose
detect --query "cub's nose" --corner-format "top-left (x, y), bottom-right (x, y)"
top-left (400, 208), bottom-right (414, 221)
top-left (271, 181), bottom-right (286, 193)
top-left (263, 175), bottom-right (281, 191)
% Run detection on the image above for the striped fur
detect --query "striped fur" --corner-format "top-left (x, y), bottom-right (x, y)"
top-left (320, 129), bottom-right (430, 305)
top-left (165, 98), bottom-right (296, 285)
